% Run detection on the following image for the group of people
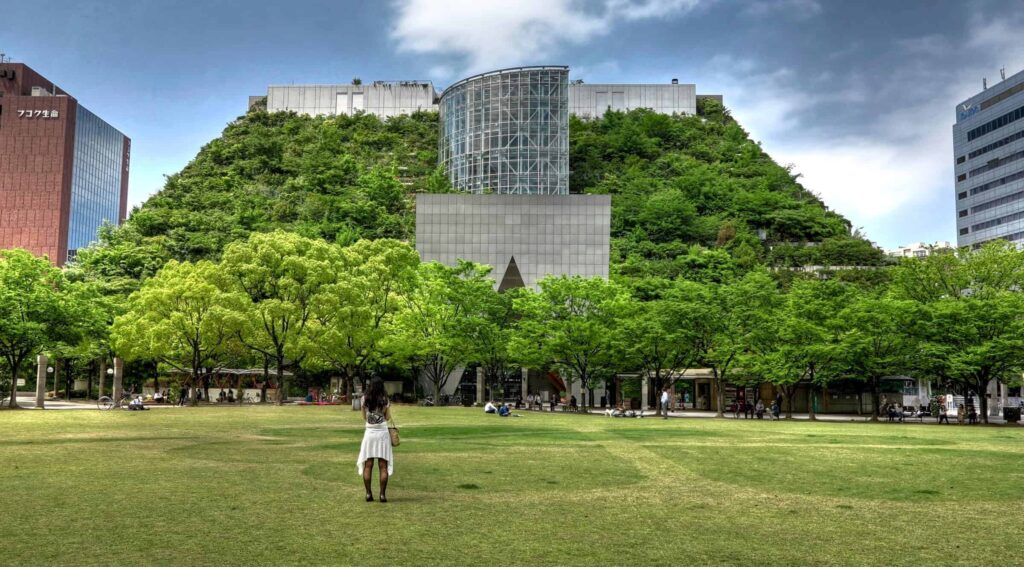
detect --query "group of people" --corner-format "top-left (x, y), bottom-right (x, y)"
top-left (483, 400), bottom-right (520, 417)
top-left (217, 389), bottom-right (236, 403)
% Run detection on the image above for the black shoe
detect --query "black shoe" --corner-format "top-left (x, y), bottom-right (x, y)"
top-left (379, 496), bottom-right (388, 503)
top-left (366, 494), bottom-right (374, 502)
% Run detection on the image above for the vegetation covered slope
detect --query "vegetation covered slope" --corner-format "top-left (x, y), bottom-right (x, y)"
top-left (75, 101), bottom-right (882, 284)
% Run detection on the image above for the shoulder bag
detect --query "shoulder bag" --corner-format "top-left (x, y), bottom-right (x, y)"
top-left (387, 417), bottom-right (400, 447)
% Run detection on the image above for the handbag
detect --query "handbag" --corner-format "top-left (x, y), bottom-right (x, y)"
top-left (387, 418), bottom-right (400, 447)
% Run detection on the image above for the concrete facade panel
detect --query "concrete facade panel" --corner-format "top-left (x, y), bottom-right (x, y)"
top-left (415, 194), bottom-right (611, 289)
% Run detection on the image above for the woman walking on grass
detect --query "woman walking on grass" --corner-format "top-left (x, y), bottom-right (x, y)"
top-left (357, 378), bottom-right (393, 503)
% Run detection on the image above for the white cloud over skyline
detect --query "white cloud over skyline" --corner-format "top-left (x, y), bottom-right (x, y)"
top-left (390, 0), bottom-right (702, 75)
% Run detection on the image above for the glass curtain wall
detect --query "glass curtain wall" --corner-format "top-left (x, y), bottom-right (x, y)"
top-left (68, 106), bottom-right (125, 259)
top-left (439, 66), bottom-right (569, 195)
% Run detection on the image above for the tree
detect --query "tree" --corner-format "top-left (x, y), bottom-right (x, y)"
top-left (693, 271), bottom-right (778, 418)
top-left (0, 251), bottom-right (74, 408)
top-left (510, 276), bottom-right (629, 410)
top-left (832, 295), bottom-right (919, 421)
top-left (891, 242), bottom-right (1024, 423)
top-left (470, 286), bottom-right (520, 402)
top-left (220, 231), bottom-right (338, 404)
top-left (621, 278), bottom-right (705, 415)
top-left (387, 261), bottom-right (495, 402)
top-left (746, 278), bottom-right (853, 419)
top-left (111, 260), bottom-right (247, 405)
top-left (307, 239), bottom-right (419, 399)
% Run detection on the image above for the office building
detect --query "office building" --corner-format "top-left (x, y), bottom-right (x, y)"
top-left (0, 62), bottom-right (130, 264)
top-left (954, 67), bottom-right (1024, 248)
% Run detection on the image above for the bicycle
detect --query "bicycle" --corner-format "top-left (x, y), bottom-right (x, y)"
top-left (97, 390), bottom-right (133, 411)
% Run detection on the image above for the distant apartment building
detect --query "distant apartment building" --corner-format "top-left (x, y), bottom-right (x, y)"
top-left (0, 62), bottom-right (130, 265)
top-left (885, 241), bottom-right (953, 258)
top-left (954, 67), bottom-right (1024, 249)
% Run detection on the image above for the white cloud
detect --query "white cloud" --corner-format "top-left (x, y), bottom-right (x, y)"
top-left (390, 0), bottom-right (701, 76)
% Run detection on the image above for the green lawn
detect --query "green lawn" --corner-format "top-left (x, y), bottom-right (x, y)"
top-left (2, 406), bottom-right (1022, 566)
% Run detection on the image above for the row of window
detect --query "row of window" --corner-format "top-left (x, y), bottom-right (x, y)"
top-left (968, 189), bottom-right (1024, 215)
top-left (967, 168), bottom-right (1024, 197)
top-left (966, 103), bottom-right (1024, 141)
top-left (962, 128), bottom-right (1024, 163)
top-left (968, 148), bottom-right (1024, 178)
top-left (971, 208), bottom-right (1024, 232)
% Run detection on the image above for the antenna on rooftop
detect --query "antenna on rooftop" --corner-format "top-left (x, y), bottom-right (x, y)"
top-left (1000, 67), bottom-right (1006, 81)
top-left (0, 52), bottom-right (7, 63)
top-left (983, 77), bottom-right (988, 90)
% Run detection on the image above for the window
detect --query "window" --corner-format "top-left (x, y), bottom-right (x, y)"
top-left (959, 210), bottom-right (968, 217)
top-left (957, 173), bottom-right (967, 182)
top-left (967, 129), bottom-right (1024, 160)
top-left (958, 191), bottom-right (967, 200)
top-left (960, 228), bottom-right (969, 235)
top-left (957, 156), bottom-right (966, 164)
top-left (967, 104), bottom-right (1024, 141)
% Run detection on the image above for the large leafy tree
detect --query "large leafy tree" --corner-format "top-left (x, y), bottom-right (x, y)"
top-left (690, 271), bottom-right (778, 418)
top-left (621, 278), bottom-right (707, 415)
top-left (832, 295), bottom-right (920, 421)
top-left (746, 278), bottom-right (854, 419)
top-left (387, 261), bottom-right (495, 402)
top-left (510, 276), bottom-right (629, 410)
top-left (307, 238), bottom-right (419, 398)
top-left (891, 242), bottom-right (1024, 423)
top-left (0, 251), bottom-right (81, 408)
top-left (220, 231), bottom-right (338, 404)
top-left (111, 260), bottom-right (247, 405)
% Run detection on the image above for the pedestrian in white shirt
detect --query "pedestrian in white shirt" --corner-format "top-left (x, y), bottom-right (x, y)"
top-left (660, 387), bottom-right (670, 419)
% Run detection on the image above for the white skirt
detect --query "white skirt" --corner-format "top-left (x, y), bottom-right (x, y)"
top-left (357, 423), bottom-right (394, 476)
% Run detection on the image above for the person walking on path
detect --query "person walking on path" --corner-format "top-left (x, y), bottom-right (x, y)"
top-left (357, 377), bottom-right (394, 503)
top-left (661, 387), bottom-right (670, 419)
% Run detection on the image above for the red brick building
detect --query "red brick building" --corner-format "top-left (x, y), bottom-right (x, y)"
top-left (0, 63), bottom-right (129, 265)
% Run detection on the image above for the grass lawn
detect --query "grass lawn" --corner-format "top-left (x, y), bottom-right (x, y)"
top-left (1, 406), bottom-right (1022, 566)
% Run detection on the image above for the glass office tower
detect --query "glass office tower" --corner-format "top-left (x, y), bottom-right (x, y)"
top-left (68, 106), bottom-right (127, 256)
top-left (438, 66), bottom-right (569, 195)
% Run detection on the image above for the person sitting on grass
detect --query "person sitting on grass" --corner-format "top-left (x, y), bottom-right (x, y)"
top-left (755, 400), bottom-right (765, 419)
top-left (605, 405), bottom-right (620, 417)
top-left (499, 403), bottom-right (511, 417)
top-left (484, 400), bottom-right (497, 414)
top-left (128, 395), bottom-right (148, 411)
top-left (153, 391), bottom-right (164, 404)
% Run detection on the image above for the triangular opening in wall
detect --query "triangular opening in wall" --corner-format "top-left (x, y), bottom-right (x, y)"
top-left (497, 256), bottom-right (525, 292)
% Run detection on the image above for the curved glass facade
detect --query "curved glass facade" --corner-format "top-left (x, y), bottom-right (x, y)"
top-left (439, 66), bottom-right (569, 195)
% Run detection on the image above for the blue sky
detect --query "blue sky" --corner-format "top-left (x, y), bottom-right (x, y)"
top-left (4, 0), bottom-right (1023, 248)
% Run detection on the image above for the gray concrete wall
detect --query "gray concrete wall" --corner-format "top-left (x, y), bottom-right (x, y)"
top-left (415, 194), bottom-right (611, 290)
top-left (569, 83), bottom-right (697, 119)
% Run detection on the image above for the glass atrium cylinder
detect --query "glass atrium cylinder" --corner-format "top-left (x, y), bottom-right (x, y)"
top-left (438, 66), bottom-right (569, 195)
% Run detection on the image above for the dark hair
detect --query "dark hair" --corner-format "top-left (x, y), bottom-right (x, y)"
top-left (365, 378), bottom-right (388, 413)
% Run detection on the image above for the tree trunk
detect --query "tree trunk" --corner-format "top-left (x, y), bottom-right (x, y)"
top-left (869, 377), bottom-right (880, 422)
top-left (7, 366), bottom-right (18, 408)
top-left (975, 380), bottom-right (989, 425)
top-left (713, 373), bottom-right (725, 418)
top-left (276, 363), bottom-right (285, 406)
top-left (261, 358), bottom-right (269, 403)
top-left (807, 383), bottom-right (817, 421)
top-left (784, 386), bottom-right (795, 419)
